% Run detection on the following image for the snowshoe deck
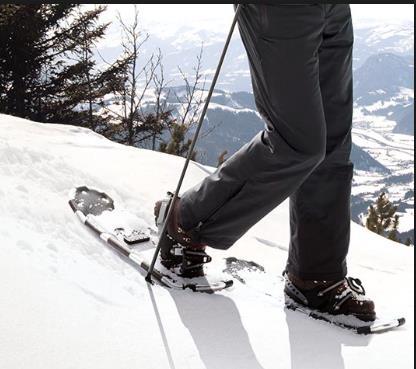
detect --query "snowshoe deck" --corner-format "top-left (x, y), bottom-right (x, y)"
top-left (69, 186), bottom-right (233, 293)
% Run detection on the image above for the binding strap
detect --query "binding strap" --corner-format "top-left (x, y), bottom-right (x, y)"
top-left (317, 277), bottom-right (367, 312)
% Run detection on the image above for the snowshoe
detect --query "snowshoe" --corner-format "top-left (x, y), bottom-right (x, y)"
top-left (284, 271), bottom-right (376, 322)
top-left (284, 272), bottom-right (405, 334)
top-left (69, 186), bottom-right (232, 292)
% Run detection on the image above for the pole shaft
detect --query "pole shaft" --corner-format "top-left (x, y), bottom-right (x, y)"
top-left (146, 5), bottom-right (242, 281)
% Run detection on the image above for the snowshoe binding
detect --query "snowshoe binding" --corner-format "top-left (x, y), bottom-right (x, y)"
top-left (284, 271), bottom-right (376, 322)
top-left (281, 271), bottom-right (398, 333)
top-left (154, 193), bottom-right (211, 278)
top-left (283, 272), bottom-right (405, 334)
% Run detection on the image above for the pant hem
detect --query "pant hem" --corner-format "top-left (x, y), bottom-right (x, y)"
top-left (286, 265), bottom-right (347, 281)
top-left (179, 196), bottom-right (193, 231)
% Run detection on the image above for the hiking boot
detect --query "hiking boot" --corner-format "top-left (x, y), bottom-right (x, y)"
top-left (154, 193), bottom-right (210, 277)
top-left (284, 272), bottom-right (376, 322)
top-left (154, 194), bottom-right (206, 249)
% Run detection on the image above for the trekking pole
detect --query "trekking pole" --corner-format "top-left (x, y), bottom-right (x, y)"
top-left (146, 4), bottom-right (242, 283)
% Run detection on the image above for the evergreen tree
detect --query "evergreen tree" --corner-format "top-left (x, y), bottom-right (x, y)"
top-left (159, 122), bottom-right (196, 160)
top-left (0, 4), bottom-right (128, 129)
top-left (0, 4), bottom-right (76, 118)
top-left (387, 214), bottom-right (400, 242)
top-left (52, 6), bottom-right (129, 130)
top-left (404, 238), bottom-right (413, 246)
top-left (365, 192), bottom-right (401, 242)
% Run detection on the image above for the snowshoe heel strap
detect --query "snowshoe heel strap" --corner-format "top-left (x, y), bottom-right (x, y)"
top-left (283, 274), bottom-right (309, 305)
top-left (346, 277), bottom-right (366, 295)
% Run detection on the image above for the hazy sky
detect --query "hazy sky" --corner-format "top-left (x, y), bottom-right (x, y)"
top-left (101, 4), bottom-right (414, 39)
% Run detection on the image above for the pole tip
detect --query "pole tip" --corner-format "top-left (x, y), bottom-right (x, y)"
top-left (145, 274), bottom-right (154, 284)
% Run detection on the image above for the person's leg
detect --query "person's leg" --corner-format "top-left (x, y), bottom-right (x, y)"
top-left (180, 5), bottom-right (327, 249)
top-left (286, 4), bottom-right (354, 281)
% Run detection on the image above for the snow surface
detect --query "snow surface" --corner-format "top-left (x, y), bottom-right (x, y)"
top-left (352, 103), bottom-right (414, 231)
top-left (0, 114), bottom-right (414, 369)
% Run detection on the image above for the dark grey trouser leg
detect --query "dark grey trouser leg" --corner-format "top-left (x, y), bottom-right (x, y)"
top-left (287, 5), bottom-right (354, 280)
top-left (180, 4), bottom-right (328, 247)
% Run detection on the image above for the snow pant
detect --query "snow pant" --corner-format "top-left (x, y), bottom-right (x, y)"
top-left (180, 4), bottom-right (354, 281)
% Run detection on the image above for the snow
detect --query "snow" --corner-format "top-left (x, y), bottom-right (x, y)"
top-left (398, 209), bottom-right (416, 233)
top-left (352, 128), bottom-right (414, 169)
top-left (361, 89), bottom-right (414, 114)
top-left (350, 115), bottom-right (414, 232)
top-left (353, 107), bottom-right (398, 131)
top-left (0, 114), bottom-right (414, 369)
top-left (363, 24), bottom-right (414, 54)
top-left (209, 103), bottom-right (255, 114)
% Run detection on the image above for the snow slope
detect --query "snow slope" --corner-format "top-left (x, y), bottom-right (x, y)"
top-left (0, 114), bottom-right (414, 369)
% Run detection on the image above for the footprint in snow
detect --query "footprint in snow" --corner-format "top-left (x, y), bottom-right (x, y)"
top-left (223, 257), bottom-right (265, 284)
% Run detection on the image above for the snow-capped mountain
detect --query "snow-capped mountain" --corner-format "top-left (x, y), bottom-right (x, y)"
top-left (0, 114), bottom-right (413, 369)
top-left (354, 53), bottom-right (413, 105)
top-left (353, 23), bottom-right (414, 68)
top-left (98, 22), bottom-right (414, 92)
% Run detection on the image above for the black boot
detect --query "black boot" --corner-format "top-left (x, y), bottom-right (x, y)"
top-left (284, 272), bottom-right (376, 322)
top-left (154, 193), bottom-right (211, 278)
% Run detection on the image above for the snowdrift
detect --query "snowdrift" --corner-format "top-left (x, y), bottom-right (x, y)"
top-left (0, 114), bottom-right (413, 369)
